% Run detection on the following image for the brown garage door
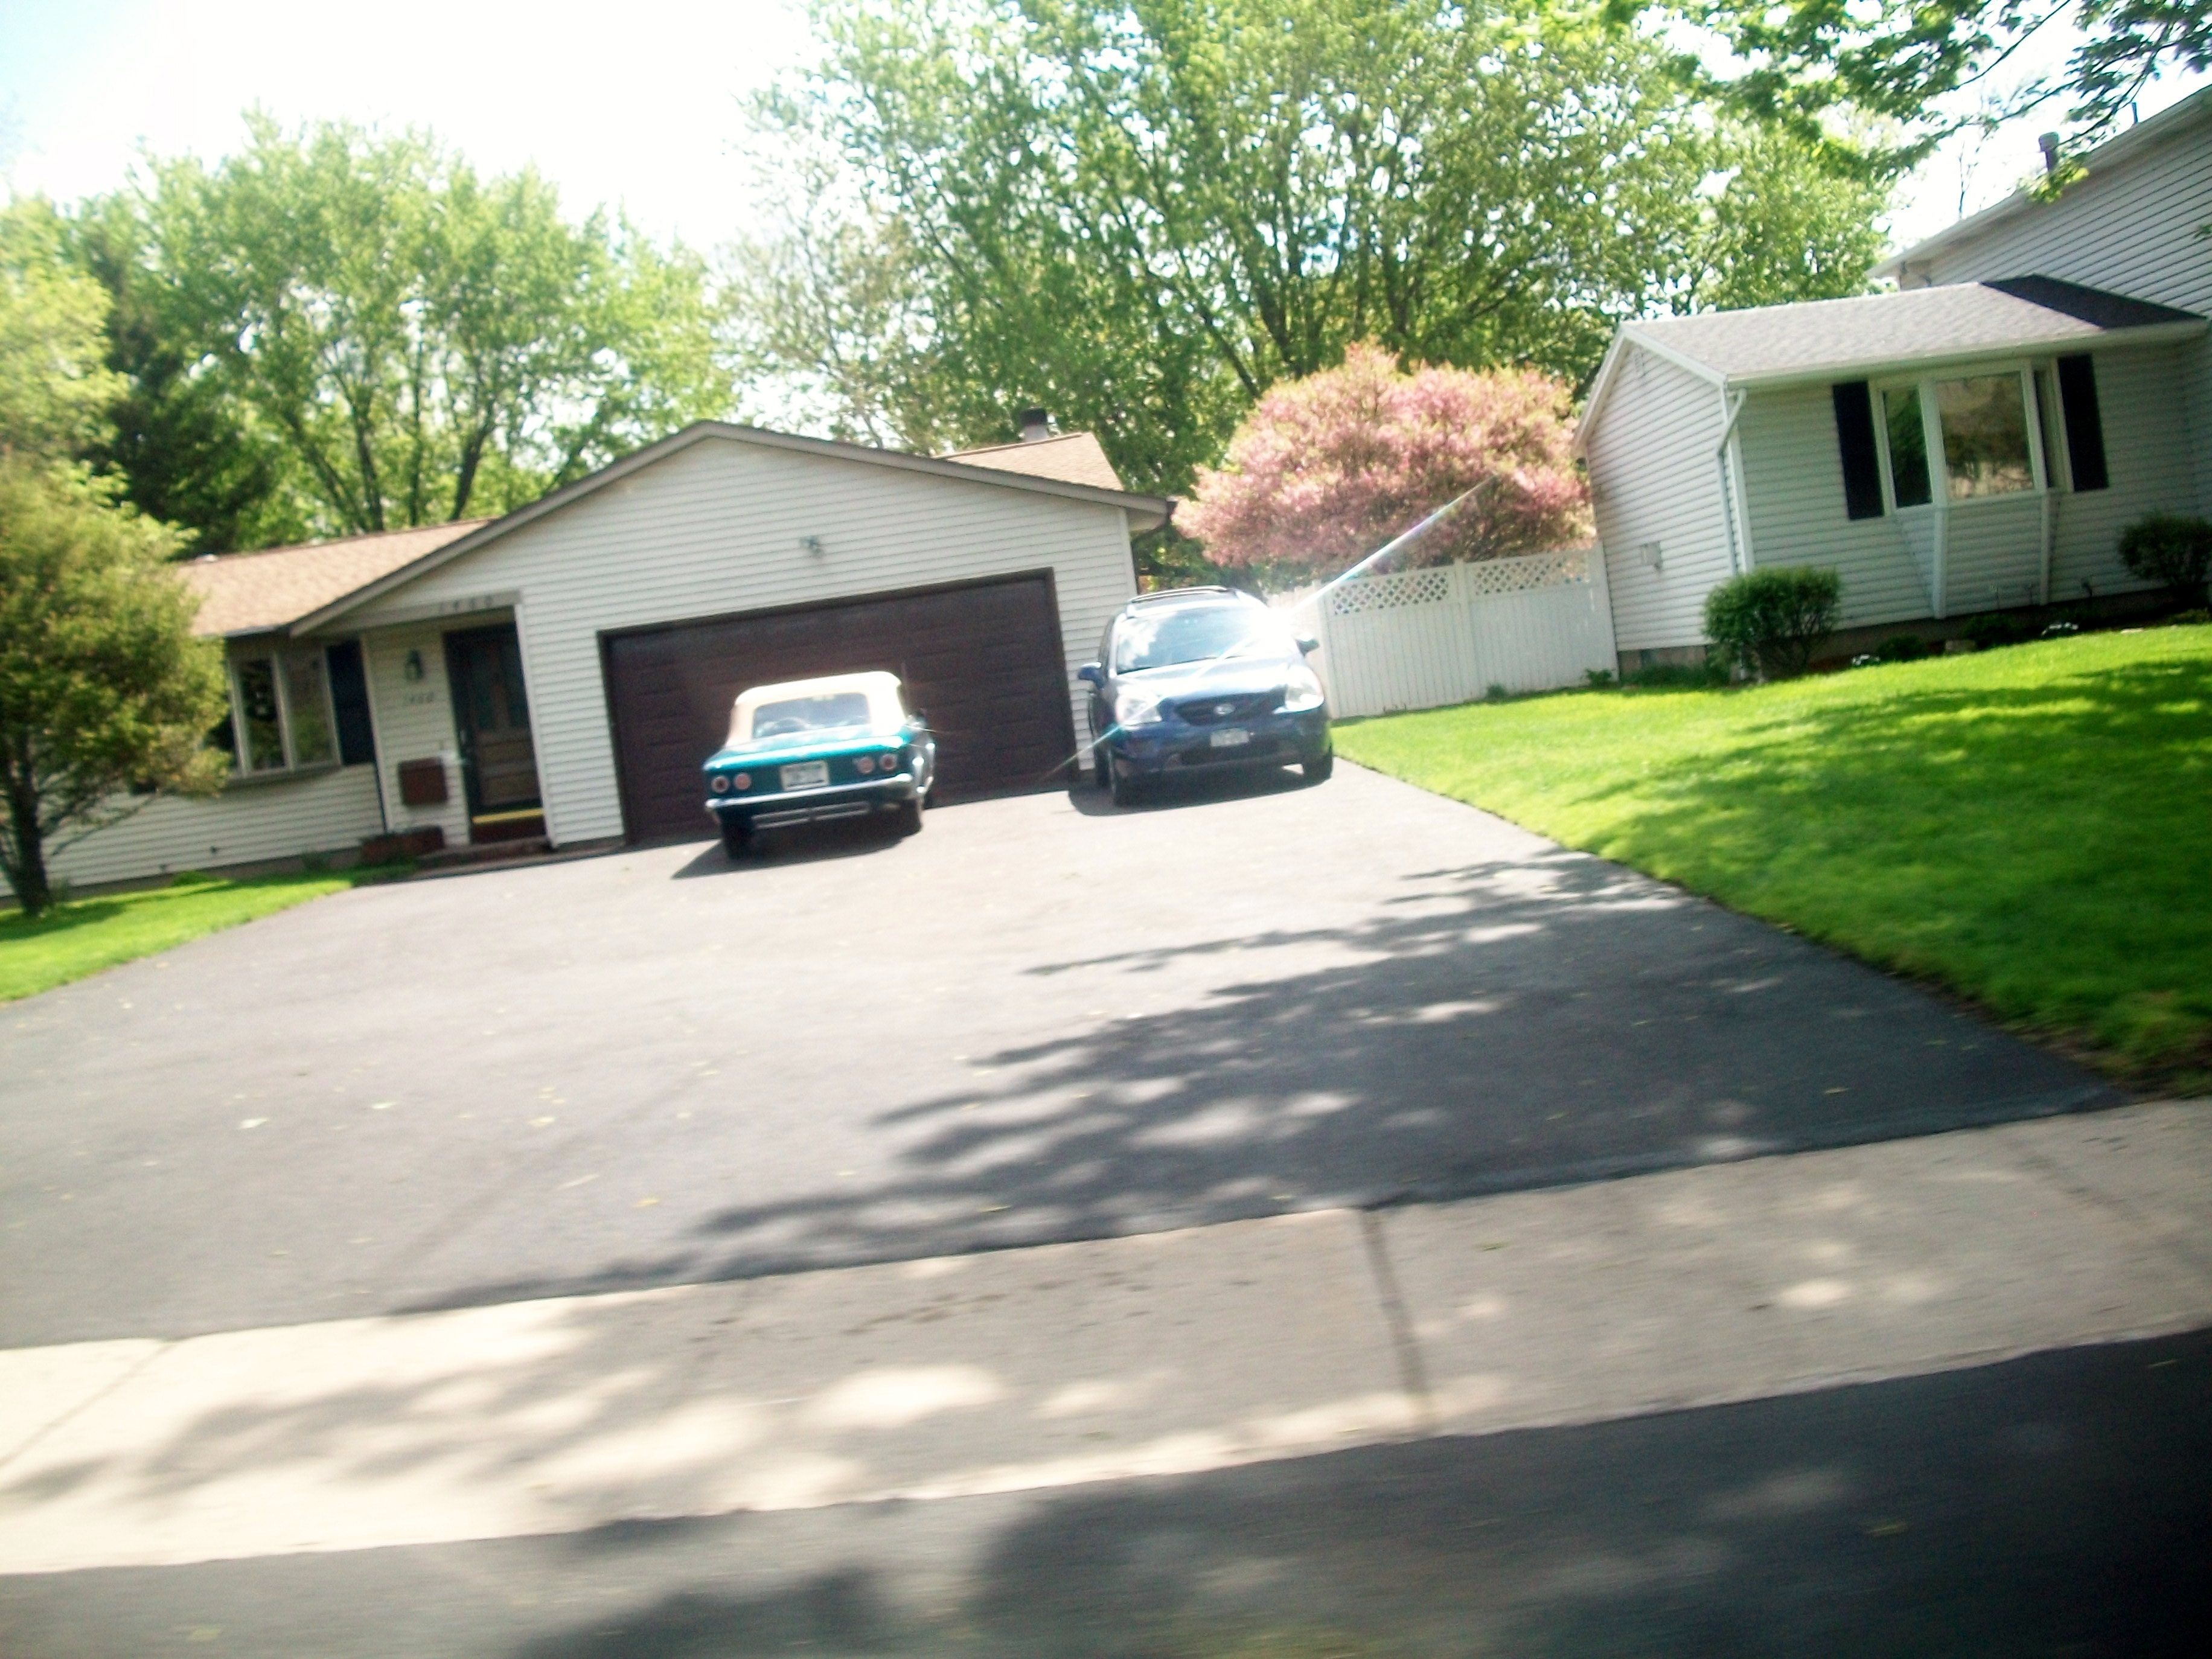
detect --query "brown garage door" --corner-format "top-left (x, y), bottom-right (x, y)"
top-left (603, 574), bottom-right (1076, 840)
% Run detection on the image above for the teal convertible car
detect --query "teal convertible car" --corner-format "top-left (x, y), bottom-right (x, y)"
top-left (702, 670), bottom-right (937, 855)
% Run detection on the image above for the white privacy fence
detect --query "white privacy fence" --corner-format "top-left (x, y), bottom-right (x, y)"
top-left (1295, 546), bottom-right (1617, 719)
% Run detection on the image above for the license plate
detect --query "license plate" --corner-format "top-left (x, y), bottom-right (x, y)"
top-left (779, 760), bottom-right (830, 789)
top-left (1208, 728), bottom-right (1251, 749)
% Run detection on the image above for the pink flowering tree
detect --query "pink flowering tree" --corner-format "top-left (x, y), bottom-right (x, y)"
top-left (1181, 344), bottom-right (1591, 586)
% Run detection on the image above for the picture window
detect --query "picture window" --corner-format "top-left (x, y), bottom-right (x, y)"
top-left (1935, 375), bottom-right (2035, 499)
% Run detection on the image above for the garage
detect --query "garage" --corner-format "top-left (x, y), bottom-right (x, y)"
top-left (295, 421), bottom-right (1168, 853)
top-left (604, 573), bottom-right (1077, 841)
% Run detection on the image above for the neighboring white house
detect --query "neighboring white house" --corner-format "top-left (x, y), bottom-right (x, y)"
top-left (1579, 86), bottom-right (2211, 669)
top-left (33, 423), bottom-right (1167, 895)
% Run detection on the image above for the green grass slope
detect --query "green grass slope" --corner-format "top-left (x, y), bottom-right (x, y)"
top-left (0, 867), bottom-right (401, 1003)
top-left (1335, 626), bottom-right (2212, 1087)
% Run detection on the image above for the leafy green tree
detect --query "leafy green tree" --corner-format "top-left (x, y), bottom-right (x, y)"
top-left (135, 114), bottom-right (737, 539)
top-left (60, 193), bottom-right (308, 553)
top-left (0, 461), bottom-right (228, 915)
top-left (1682, 0), bottom-right (2210, 162)
top-left (741, 0), bottom-right (1890, 493)
top-left (0, 198), bottom-right (125, 465)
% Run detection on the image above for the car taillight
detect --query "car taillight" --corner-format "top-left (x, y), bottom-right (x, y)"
top-left (710, 775), bottom-right (730, 794)
top-left (855, 755), bottom-right (875, 775)
top-left (733, 773), bottom-right (753, 791)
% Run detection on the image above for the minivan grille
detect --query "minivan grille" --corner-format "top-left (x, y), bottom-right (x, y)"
top-left (1172, 691), bottom-right (1278, 724)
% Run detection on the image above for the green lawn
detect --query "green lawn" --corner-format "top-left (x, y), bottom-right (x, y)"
top-left (0, 865), bottom-right (406, 1004)
top-left (1334, 625), bottom-right (2212, 1088)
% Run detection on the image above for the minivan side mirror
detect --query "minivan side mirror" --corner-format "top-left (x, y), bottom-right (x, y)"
top-left (1296, 635), bottom-right (1320, 655)
top-left (1076, 663), bottom-right (1103, 685)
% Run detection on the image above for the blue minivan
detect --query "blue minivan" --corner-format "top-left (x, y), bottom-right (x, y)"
top-left (1078, 587), bottom-right (1332, 807)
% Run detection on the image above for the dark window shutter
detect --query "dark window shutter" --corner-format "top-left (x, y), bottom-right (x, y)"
top-left (2056, 354), bottom-right (2109, 491)
top-left (325, 639), bottom-right (377, 766)
top-left (1831, 381), bottom-right (1884, 520)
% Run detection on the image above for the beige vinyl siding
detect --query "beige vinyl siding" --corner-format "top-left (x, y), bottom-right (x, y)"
top-left (1942, 493), bottom-right (2047, 614)
top-left (2047, 344), bottom-right (2201, 599)
top-left (1737, 385), bottom-right (1929, 625)
top-left (1584, 345), bottom-right (1732, 652)
top-left (1907, 111), bottom-right (2212, 513)
top-left (340, 436), bottom-right (1138, 845)
top-left (1736, 342), bottom-right (2196, 624)
top-left (358, 618), bottom-right (478, 849)
top-left (43, 765), bottom-right (384, 892)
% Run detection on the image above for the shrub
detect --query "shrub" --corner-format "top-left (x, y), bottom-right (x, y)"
top-left (1583, 667), bottom-right (1616, 688)
top-left (1702, 566), bottom-right (1843, 680)
top-left (2117, 514), bottom-right (2212, 607)
top-left (1624, 658), bottom-right (1729, 689)
top-left (1872, 633), bottom-right (1928, 662)
top-left (1963, 610), bottom-right (2038, 650)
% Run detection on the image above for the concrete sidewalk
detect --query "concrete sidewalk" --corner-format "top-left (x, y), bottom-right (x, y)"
top-left (2, 1101), bottom-right (2207, 1577)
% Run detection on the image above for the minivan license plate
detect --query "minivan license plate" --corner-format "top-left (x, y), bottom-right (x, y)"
top-left (780, 761), bottom-right (830, 789)
top-left (1209, 728), bottom-right (1251, 748)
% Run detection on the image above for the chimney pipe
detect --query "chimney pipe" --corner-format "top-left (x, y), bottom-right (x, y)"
top-left (2038, 132), bottom-right (2060, 174)
top-left (1018, 408), bottom-right (1052, 443)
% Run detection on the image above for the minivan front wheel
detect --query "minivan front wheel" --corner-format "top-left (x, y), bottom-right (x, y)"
top-left (1110, 766), bottom-right (1144, 808)
top-left (1302, 753), bottom-right (1334, 785)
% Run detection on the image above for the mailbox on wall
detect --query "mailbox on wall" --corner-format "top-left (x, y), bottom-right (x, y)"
top-left (397, 758), bottom-right (449, 807)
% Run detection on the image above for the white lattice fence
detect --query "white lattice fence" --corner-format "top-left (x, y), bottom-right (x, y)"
top-left (1300, 546), bottom-right (1617, 718)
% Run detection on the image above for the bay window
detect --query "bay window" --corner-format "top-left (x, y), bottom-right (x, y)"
top-left (1835, 353), bottom-right (2109, 520)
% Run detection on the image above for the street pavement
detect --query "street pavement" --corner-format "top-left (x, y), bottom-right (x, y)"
top-left (0, 765), bottom-right (2114, 1347)
top-left (7, 1333), bottom-right (2208, 1658)
top-left (2, 761), bottom-right (2194, 1654)
top-left (2, 1101), bottom-right (2208, 1654)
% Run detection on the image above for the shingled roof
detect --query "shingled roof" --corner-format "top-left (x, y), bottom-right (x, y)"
top-left (180, 520), bottom-right (490, 638)
top-left (1620, 276), bottom-right (2201, 387)
top-left (945, 431), bottom-right (1127, 491)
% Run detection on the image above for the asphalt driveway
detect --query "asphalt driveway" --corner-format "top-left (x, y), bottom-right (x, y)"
top-left (0, 763), bottom-right (2114, 1346)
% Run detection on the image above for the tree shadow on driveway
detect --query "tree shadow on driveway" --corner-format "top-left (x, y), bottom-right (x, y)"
top-left (414, 836), bottom-right (2120, 1314)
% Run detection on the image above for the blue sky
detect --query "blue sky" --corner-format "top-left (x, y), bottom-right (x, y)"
top-left (1, 1), bottom-right (2202, 270)
top-left (0, 0), bottom-right (813, 247)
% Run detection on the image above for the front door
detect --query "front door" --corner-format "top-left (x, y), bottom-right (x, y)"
top-left (444, 624), bottom-right (543, 840)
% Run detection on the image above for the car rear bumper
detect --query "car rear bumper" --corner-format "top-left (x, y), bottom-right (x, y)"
top-left (1105, 709), bottom-right (1331, 778)
top-left (708, 773), bottom-right (919, 828)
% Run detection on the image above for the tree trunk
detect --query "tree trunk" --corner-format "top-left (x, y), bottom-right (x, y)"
top-left (2, 764), bottom-right (53, 917)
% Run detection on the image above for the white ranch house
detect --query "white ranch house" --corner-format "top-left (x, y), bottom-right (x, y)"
top-left (1581, 85), bottom-right (2211, 668)
top-left (27, 426), bottom-right (1165, 898)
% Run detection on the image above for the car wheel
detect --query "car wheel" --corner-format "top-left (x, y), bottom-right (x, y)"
top-left (1092, 741), bottom-right (1113, 788)
top-left (1302, 753), bottom-right (1335, 785)
top-left (719, 815), bottom-right (753, 857)
top-left (1110, 766), bottom-right (1143, 808)
top-left (895, 798), bottom-right (924, 836)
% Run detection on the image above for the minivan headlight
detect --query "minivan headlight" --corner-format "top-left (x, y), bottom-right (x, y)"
top-left (1282, 668), bottom-right (1326, 712)
top-left (1113, 690), bottom-right (1164, 727)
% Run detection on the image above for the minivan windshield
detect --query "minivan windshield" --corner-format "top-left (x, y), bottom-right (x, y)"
top-left (1113, 605), bottom-right (1292, 673)
top-left (749, 692), bottom-right (874, 740)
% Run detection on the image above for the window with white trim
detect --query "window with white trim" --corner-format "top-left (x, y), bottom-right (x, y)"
top-left (1869, 364), bottom-right (2046, 512)
top-left (1835, 355), bottom-right (2110, 517)
top-left (208, 646), bottom-right (338, 777)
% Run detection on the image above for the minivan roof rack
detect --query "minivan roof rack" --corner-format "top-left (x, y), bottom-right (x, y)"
top-left (1125, 584), bottom-right (1255, 606)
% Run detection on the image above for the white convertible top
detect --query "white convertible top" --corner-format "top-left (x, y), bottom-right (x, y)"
top-left (727, 670), bottom-right (906, 745)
